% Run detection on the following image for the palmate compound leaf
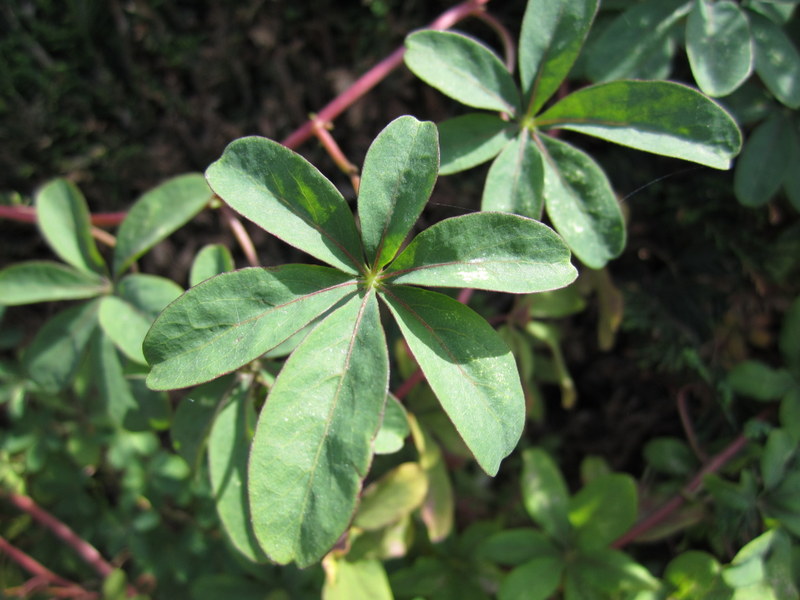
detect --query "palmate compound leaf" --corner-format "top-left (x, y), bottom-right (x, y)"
top-left (143, 265), bottom-right (357, 390)
top-left (248, 291), bottom-right (388, 567)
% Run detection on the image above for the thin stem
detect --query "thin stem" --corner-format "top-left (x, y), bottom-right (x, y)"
top-left (0, 535), bottom-right (77, 588)
top-left (90, 225), bottom-right (117, 248)
top-left (311, 117), bottom-right (361, 193)
top-left (281, 0), bottom-right (492, 150)
top-left (221, 204), bottom-right (259, 267)
top-left (473, 10), bottom-right (515, 73)
top-left (677, 384), bottom-right (708, 462)
top-left (394, 368), bottom-right (425, 401)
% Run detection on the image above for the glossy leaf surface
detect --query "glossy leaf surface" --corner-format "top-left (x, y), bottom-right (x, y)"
top-left (537, 80), bottom-right (742, 169)
top-left (540, 136), bottom-right (625, 269)
top-left (206, 137), bottom-right (364, 273)
top-left (113, 173), bottom-right (211, 277)
top-left (248, 292), bottom-right (388, 566)
top-left (0, 261), bottom-right (109, 306)
top-left (750, 12), bottom-right (800, 108)
top-left (385, 212), bottom-right (576, 293)
top-left (519, 0), bottom-right (598, 113)
top-left (438, 113), bottom-right (517, 175)
top-left (382, 285), bottom-right (524, 476)
top-left (404, 30), bottom-right (520, 114)
top-left (144, 266), bottom-right (356, 390)
top-left (35, 179), bottom-right (105, 275)
top-left (358, 116), bottom-right (438, 269)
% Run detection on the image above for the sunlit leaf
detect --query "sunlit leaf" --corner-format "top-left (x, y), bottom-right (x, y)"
top-left (481, 130), bottom-right (545, 219)
top-left (0, 261), bottom-right (109, 306)
top-left (438, 113), bottom-right (517, 175)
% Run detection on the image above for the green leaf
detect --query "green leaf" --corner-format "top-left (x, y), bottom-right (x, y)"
top-left (92, 331), bottom-right (145, 428)
top-left (499, 554), bottom-right (565, 600)
top-left (519, 0), bottom-right (598, 114)
top-left (144, 265), bottom-right (357, 390)
top-left (171, 375), bottom-right (234, 470)
top-left (537, 80), bottom-right (742, 169)
top-left (113, 173), bottom-right (212, 277)
top-left (779, 388), bottom-right (800, 442)
top-left (408, 415), bottom-right (454, 542)
top-left (115, 273), bottom-right (183, 319)
top-left (35, 179), bottom-right (105, 275)
top-left (98, 296), bottom-right (152, 364)
top-left (358, 116), bottom-right (438, 269)
top-left (780, 296), bottom-right (800, 375)
top-left (734, 113), bottom-right (794, 207)
top-left (520, 448), bottom-right (571, 542)
top-left (568, 473), bottom-right (638, 550)
top-left (404, 30), bottom-right (521, 114)
top-left (761, 429), bottom-right (796, 491)
top-left (565, 548), bottom-right (661, 597)
top-left (686, 0), bottom-right (753, 97)
top-left (479, 528), bottom-right (560, 566)
top-left (438, 114), bottom-right (518, 175)
top-left (481, 130), bottom-right (545, 219)
top-left (190, 244), bottom-right (235, 287)
top-left (0, 261), bottom-right (110, 306)
top-left (727, 360), bottom-right (795, 401)
top-left (664, 551), bottom-right (732, 600)
top-left (384, 212), bottom-right (577, 293)
top-left (373, 394), bottom-right (409, 455)
top-left (208, 382), bottom-right (266, 562)
top-left (323, 557), bottom-right (393, 600)
top-left (643, 437), bottom-right (697, 477)
top-left (585, 0), bottom-right (691, 82)
top-left (540, 135), bottom-right (625, 269)
top-left (206, 136), bottom-right (363, 273)
top-left (382, 285), bottom-right (524, 476)
top-left (248, 292), bottom-right (388, 566)
top-left (750, 12), bottom-right (800, 108)
top-left (353, 462), bottom-right (428, 530)
top-left (23, 300), bottom-right (99, 392)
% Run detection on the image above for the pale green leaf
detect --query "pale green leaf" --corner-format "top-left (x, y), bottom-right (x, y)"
top-left (585, 0), bottom-right (692, 82)
top-left (568, 473), bottom-right (638, 550)
top-left (0, 261), bottom-right (109, 306)
top-left (208, 382), bottom-right (266, 562)
top-left (540, 135), bottom-right (626, 269)
top-left (113, 173), bottom-right (212, 277)
top-left (500, 554), bottom-right (565, 600)
top-left (248, 292), bottom-right (388, 566)
top-left (520, 448), bottom-right (571, 543)
top-left (23, 299), bottom-right (99, 392)
top-left (536, 80), bottom-right (742, 169)
top-left (404, 30), bottom-right (521, 114)
top-left (734, 113), bottom-right (794, 206)
top-left (750, 12), bottom-right (800, 108)
top-left (144, 265), bottom-right (357, 390)
top-left (519, 0), bottom-right (598, 114)
top-left (382, 285), bottom-right (524, 476)
top-left (115, 274), bottom-right (183, 319)
top-left (206, 137), bottom-right (363, 273)
top-left (438, 114), bottom-right (518, 175)
top-left (353, 462), bottom-right (428, 530)
top-left (358, 116), bottom-right (438, 269)
top-left (35, 179), bottom-right (105, 275)
top-left (373, 394), bottom-right (409, 455)
top-left (98, 296), bottom-right (152, 364)
top-left (408, 415), bottom-right (454, 542)
top-left (664, 551), bottom-right (731, 600)
top-left (385, 212), bottom-right (576, 293)
top-left (686, 0), bottom-right (753, 97)
top-left (189, 244), bottom-right (235, 287)
top-left (481, 130), bottom-right (545, 218)
top-left (323, 557), bottom-right (393, 600)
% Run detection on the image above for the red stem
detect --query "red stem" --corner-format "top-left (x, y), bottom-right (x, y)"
top-left (0, 535), bottom-right (78, 588)
top-left (221, 204), bottom-right (259, 267)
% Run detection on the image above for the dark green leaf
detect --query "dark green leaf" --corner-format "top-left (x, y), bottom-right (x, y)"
top-left (481, 130), bottom-right (545, 219)
top-left (479, 528), bottom-right (559, 566)
top-left (499, 554), bottom-right (564, 600)
top-left (780, 296), bottom-right (800, 375)
top-left (585, 0), bottom-right (691, 82)
top-left (686, 0), bottom-right (753, 97)
top-left (92, 331), bottom-right (145, 428)
top-left (565, 548), bottom-right (661, 597)
top-left (353, 462), bottom-right (428, 530)
top-left (568, 473), bottom-right (637, 550)
top-left (519, 0), bottom-right (598, 114)
top-left (750, 12), bottom-right (800, 108)
top-left (537, 80), bottom-right (742, 169)
top-left (727, 360), bottom-right (795, 401)
top-left (35, 179), bottom-right (105, 275)
top-left (664, 551), bottom-right (732, 600)
top-left (0, 261), bottom-right (109, 306)
top-left (144, 265), bottom-right (357, 390)
top-left (520, 448), bottom-right (571, 542)
top-left (385, 212), bottom-right (577, 293)
top-left (404, 30), bottom-right (521, 114)
top-left (206, 137), bottom-right (363, 274)
top-left (115, 273), bottom-right (183, 319)
top-left (23, 300), bottom-right (99, 392)
top-left (761, 428), bottom-right (796, 491)
top-left (248, 292), bottom-right (388, 566)
top-left (358, 116), bottom-right (438, 270)
top-left (438, 114), bottom-right (517, 175)
top-left (190, 244), bottom-right (235, 287)
top-left (643, 436), bottom-right (697, 477)
top-left (734, 113), bottom-right (794, 206)
top-left (98, 296), bottom-right (152, 364)
top-left (113, 173), bottom-right (212, 277)
top-left (382, 285), bottom-right (524, 476)
top-left (540, 135), bottom-right (625, 269)
top-left (208, 382), bottom-right (266, 562)
top-left (785, 126), bottom-right (800, 212)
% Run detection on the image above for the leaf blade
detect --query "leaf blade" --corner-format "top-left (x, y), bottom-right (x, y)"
top-left (0, 261), bottom-right (110, 306)
top-left (438, 114), bottom-right (518, 175)
top-left (481, 130), bottom-right (545, 218)
top-left (750, 12), bottom-right (800, 109)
